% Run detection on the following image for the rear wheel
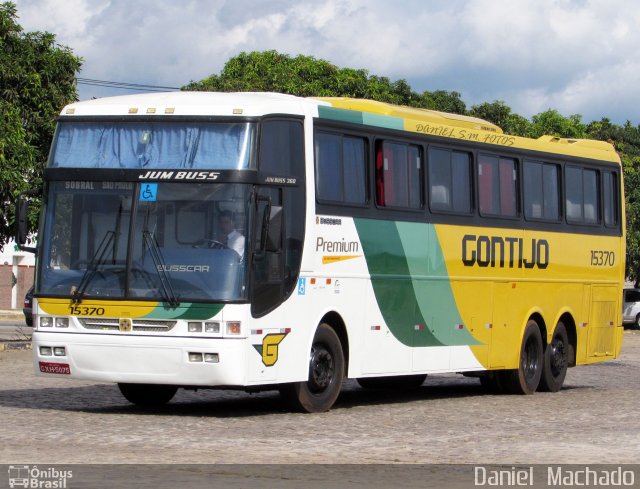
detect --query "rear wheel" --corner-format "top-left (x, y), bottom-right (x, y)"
top-left (500, 320), bottom-right (543, 395)
top-left (539, 322), bottom-right (569, 392)
top-left (118, 383), bottom-right (178, 406)
top-left (279, 323), bottom-right (344, 413)
top-left (357, 374), bottom-right (427, 390)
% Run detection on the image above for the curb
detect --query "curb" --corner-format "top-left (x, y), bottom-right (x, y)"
top-left (0, 341), bottom-right (32, 352)
top-left (0, 312), bottom-right (26, 322)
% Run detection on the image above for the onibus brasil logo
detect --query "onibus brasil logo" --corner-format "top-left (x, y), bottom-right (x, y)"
top-left (8, 465), bottom-right (73, 488)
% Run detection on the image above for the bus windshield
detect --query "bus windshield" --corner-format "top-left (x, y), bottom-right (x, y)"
top-left (49, 121), bottom-right (256, 169)
top-left (39, 181), bottom-right (251, 302)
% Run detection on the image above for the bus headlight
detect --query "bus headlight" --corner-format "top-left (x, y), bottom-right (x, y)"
top-left (205, 321), bottom-right (220, 334)
top-left (188, 322), bottom-right (203, 333)
top-left (55, 317), bottom-right (69, 328)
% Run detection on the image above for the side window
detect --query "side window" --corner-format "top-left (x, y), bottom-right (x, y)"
top-left (603, 170), bottom-right (619, 227)
top-left (375, 141), bottom-right (422, 209)
top-left (523, 160), bottom-right (560, 221)
top-left (566, 166), bottom-right (600, 225)
top-left (259, 119), bottom-right (305, 178)
top-left (315, 132), bottom-right (367, 204)
top-left (478, 154), bottom-right (518, 217)
top-left (428, 147), bottom-right (472, 213)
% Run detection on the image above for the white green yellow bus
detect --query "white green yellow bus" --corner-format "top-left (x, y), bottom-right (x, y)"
top-left (17, 92), bottom-right (625, 412)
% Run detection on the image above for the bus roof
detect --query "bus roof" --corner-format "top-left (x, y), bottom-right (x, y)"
top-left (59, 91), bottom-right (323, 118)
top-left (60, 92), bottom-right (619, 163)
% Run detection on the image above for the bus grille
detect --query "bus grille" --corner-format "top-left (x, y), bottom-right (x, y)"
top-left (78, 318), bottom-right (177, 332)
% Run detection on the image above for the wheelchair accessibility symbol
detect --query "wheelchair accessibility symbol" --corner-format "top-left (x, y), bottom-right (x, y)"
top-left (140, 183), bottom-right (158, 202)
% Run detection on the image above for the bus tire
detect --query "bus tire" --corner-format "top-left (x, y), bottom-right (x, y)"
top-left (500, 320), bottom-right (543, 395)
top-left (538, 321), bottom-right (569, 392)
top-left (118, 383), bottom-right (178, 406)
top-left (279, 323), bottom-right (344, 413)
top-left (356, 374), bottom-right (427, 390)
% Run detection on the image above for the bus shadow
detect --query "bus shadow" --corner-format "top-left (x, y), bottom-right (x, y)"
top-left (0, 377), bottom-right (593, 417)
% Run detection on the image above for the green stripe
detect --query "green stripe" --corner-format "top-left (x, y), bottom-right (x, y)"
top-left (362, 112), bottom-right (404, 130)
top-left (396, 221), bottom-right (480, 346)
top-left (318, 106), bottom-right (404, 130)
top-left (147, 302), bottom-right (224, 320)
top-left (354, 218), bottom-right (442, 347)
top-left (318, 106), bottom-right (364, 125)
top-left (355, 218), bottom-right (480, 347)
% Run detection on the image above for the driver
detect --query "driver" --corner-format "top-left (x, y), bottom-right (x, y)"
top-left (218, 210), bottom-right (245, 258)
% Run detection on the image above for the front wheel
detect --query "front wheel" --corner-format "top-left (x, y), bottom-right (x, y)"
top-left (538, 322), bottom-right (569, 392)
top-left (279, 323), bottom-right (344, 413)
top-left (500, 320), bottom-right (543, 395)
top-left (118, 383), bottom-right (178, 406)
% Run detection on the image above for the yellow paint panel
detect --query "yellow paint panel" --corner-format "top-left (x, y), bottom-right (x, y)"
top-left (38, 299), bottom-right (158, 318)
top-left (434, 224), bottom-right (623, 369)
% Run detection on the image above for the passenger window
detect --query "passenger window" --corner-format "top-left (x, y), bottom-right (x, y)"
top-left (523, 160), bottom-right (560, 221)
top-left (315, 132), bottom-right (367, 204)
top-left (566, 166), bottom-right (600, 225)
top-left (603, 171), bottom-right (619, 227)
top-left (376, 141), bottom-right (422, 209)
top-left (478, 154), bottom-right (518, 217)
top-left (428, 147), bottom-right (472, 213)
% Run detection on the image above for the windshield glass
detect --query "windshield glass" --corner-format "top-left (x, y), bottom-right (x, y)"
top-left (40, 181), bottom-right (250, 302)
top-left (49, 121), bottom-right (256, 170)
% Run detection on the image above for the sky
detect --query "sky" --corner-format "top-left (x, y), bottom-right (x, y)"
top-left (11, 0), bottom-right (640, 125)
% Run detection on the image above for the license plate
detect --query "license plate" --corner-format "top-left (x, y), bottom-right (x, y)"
top-left (39, 362), bottom-right (71, 375)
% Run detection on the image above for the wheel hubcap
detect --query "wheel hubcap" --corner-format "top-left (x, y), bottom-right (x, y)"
top-left (309, 344), bottom-right (334, 393)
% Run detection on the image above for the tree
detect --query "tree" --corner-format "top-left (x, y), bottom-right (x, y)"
top-left (188, 51), bottom-right (444, 107)
top-left (418, 89), bottom-right (466, 114)
top-left (469, 100), bottom-right (531, 136)
top-left (0, 1), bottom-right (81, 249)
top-left (528, 109), bottom-right (587, 139)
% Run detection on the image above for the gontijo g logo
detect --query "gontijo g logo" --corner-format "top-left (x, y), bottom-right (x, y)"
top-left (253, 333), bottom-right (288, 367)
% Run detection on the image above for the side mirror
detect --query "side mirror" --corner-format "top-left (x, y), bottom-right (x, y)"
top-left (16, 198), bottom-right (29, 245)
top-left (16, 190), bottom-right (40, 253)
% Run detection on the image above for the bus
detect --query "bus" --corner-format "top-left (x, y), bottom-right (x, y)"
top-left (17, 92), bottom-right (625, 413)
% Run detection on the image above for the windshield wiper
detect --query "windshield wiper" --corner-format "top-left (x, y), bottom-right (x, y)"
top-left (143, 230), bottom-right (180, 308)
top-left (72, 231), bottom-right (115, 303)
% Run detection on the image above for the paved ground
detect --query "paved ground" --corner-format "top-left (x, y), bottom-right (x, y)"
top-left (1, 329), bottom-right (638, 466)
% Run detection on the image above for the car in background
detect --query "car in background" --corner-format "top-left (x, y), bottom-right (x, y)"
top-left (23, 286), bottom-right (33, 327)
top-left (622, 288), bottom-right (640, 328)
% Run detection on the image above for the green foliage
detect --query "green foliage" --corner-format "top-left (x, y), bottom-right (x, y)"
top-left (418, 89), bottom-right (466, 114)
top-left (529, 110), bottom-right (587, 139)
top-left (184, 50), bottom-right (465, 111)
top-left (0, 1), bottom-right (81, 249)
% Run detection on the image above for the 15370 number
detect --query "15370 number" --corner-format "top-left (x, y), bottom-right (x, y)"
top-left (590, 250), bottom-right (615, 266)
top-left (68, 306), bottom-right (105, 316)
